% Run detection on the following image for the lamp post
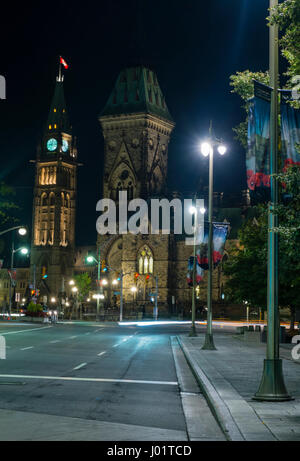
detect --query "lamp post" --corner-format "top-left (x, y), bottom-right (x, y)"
top-left (253, 0), bottom-right (291, 401)
top-left (9, 244), bottom-right (29, 318)
top-left (86, 250), bottom-right (103, 321)
top-left (200, 123), bottom-right (226, 350)
top-left (0, 226), bottom-right (27, 237)
top-left (189, 202), bottom-right (206, 336)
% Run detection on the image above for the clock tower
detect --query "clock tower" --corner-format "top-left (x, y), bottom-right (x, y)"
top-left (30, 73), bottom-right (78, 300)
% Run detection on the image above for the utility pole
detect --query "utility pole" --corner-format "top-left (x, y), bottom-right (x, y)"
top-left (254, 0), bottom-right (291, 401)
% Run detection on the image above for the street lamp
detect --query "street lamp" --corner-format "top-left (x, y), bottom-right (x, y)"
top-left (200, 123), bottom-right (227, 350)
top-left (0, 225), bottom-right (27, 237)
top-left (253, 0), bottom-right (291, 402)
top-left (86, 251), bottom-right (102, 321)
top-left (8, 245), bottom-right (29, 318)
top-left (189, 203), bottom-right (206, 337)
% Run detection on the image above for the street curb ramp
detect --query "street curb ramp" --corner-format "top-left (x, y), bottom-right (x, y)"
top-left (177, 336), bottom-right (244, 441)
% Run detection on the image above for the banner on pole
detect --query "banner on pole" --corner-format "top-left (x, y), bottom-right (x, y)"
top-left (280, 90), bottom-right (300, 169)
top-left (247, 81), bottom-right (271, 195)
top-left (196, 222), bottom-right (229, 270)
top-left (187, 222), bottom-right (229, 284)
top-left (187, 256), bottom-right (204, 286)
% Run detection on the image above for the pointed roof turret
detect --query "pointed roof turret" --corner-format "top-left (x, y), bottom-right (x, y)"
top-left (46, 78), bottom-right (71, 134)
top-left (100, 66), bottom-right (173, 122)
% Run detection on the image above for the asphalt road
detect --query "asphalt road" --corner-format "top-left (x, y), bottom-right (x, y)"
top-left (0, 321), bottom-right (226, 440)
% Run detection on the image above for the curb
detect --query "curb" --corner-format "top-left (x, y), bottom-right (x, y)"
top-left (177, 336), bottom-right (244, 441)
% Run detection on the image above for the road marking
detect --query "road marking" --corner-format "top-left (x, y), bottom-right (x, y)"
top-left (113, 343), bottom-right (120, 348)
top-left (95, 328), bottom-right (104, 332)
top-left (85, 332), bottom-right (91, 335)
top-left (50, 340), bottom-right (61, 344)
top-left (122, 338), bottom-right (128, 342)
top-left (97, 351), bottom-right (106, 356)
top-left (0, 326), bottom-right (52, 336)
top-left (20, 346), bottom-right (34, 351)
top-left (0, 374), bottom-right (178, 386)
top-left (69, 336), bottom-right (77, 339)
top-left (73, 363), bottom-right (87, 370)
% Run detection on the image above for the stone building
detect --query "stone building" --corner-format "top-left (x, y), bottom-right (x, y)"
top-left (0, 65), bottom-right (248, 319)
top-left (96, 66), bottom-right (247, 317)
top-left (29, 72), bottom-right (78, 302)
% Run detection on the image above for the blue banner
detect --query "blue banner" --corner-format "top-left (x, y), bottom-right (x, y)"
top-left (280, 90), bottom-right (300, 169)
top-left (247, 81), bottom-right (271, 192)
top-left (187, 256), bottom-right (204, 286)
top-left (186, 223), bottom-right (229, 277)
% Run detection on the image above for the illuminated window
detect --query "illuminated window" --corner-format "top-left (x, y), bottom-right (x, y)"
top-left (54, 124), bottom-right (57, 129)
top-left (54, 108), bottom-right (57, 112)
top-left (63, 109), bottom-right (65, 113)
top-left (49, 124), bottom-right (52, 130)
top-left (137, 246), bottom-right (153, 274)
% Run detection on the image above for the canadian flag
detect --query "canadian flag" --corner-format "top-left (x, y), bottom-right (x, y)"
top-left (60, 57), bottom-right (69, 69)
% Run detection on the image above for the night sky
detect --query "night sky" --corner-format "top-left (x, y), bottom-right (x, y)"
top-left (0, 0), bottom-right (280, 246)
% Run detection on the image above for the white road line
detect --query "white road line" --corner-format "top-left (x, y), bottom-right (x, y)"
top-left (97, 351), bottom-right (106, 356)
top-left (95, 329), bottom-right (104, 332)
top-left (85, 332), bottom-right (91, 335)
top-left (0, 326), bottom-right (52, 336)
top-left (0, 374), bottom-right (178, 386)
top-left (113, 343), bottom-right (120, 348)
top-left (20, 346), bottom-right (34, 351)
top-left (73, 363), bottom-right (87, 370)
top-left (69, 336), bottom-right (77, 339)
top-left (50, 340), bottom-right (61, 344)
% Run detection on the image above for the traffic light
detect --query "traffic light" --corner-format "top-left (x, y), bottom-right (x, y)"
top-left (41, 266), bottom-right (48, 279)
top-left (101, 260), bottom-right (107, 272)
top-left (145, 274), bottom-right (150, 283)
top-left (134, 272), bottom-right (139, 280)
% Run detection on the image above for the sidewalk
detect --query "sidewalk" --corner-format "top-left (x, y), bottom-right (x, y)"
top-left (178, 332), bottom-right (300, 441)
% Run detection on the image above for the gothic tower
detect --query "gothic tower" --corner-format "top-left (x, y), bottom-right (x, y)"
top-left (98, 66), bottom-right (175, 310)
top-left (30, 74), bottom-right (78, 300)
top-left (99, 66), bottom-right (175, 201)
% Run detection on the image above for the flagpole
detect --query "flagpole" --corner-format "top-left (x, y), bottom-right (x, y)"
top-left (253, 0), bottom-right (291, 402)
top-left (58, 56), bottom-right (62, 82)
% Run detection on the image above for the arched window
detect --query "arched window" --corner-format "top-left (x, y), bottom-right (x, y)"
top-left (66, 193), bottom-right (71, 209)
top-left (49, 192), bottom-right (55, 207)
top-left (138, 246), bottom-right (153, 275)
top-left (41, 193), bottom-right (47, 207)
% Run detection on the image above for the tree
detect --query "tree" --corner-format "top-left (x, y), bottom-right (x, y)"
top-left (223, 168), bottom-right (300, 329)
top-left (74, 273), bottom-right (92, 319)
top-left (0, 182), bottom-right (19, 228)
top-left (229, 70), bottom-right (269, 148)
top-left (269, 0), bottom-right (300, 89)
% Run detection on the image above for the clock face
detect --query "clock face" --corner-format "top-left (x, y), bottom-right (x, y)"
top-left (62, 139), bottom-right (69, 152)
top-left (47, 138), bottom-right (57, 152)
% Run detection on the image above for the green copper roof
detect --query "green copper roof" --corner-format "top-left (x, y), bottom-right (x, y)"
top-left (100, 67), bottom-right (173, 122)
top-left (46, 79), bottom-right (71, 133)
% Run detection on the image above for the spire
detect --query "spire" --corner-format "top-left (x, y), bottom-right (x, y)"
top-left (46, 79), bottom-right (71, 134)
top-left (100, 66), bottom-right (173, 122)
